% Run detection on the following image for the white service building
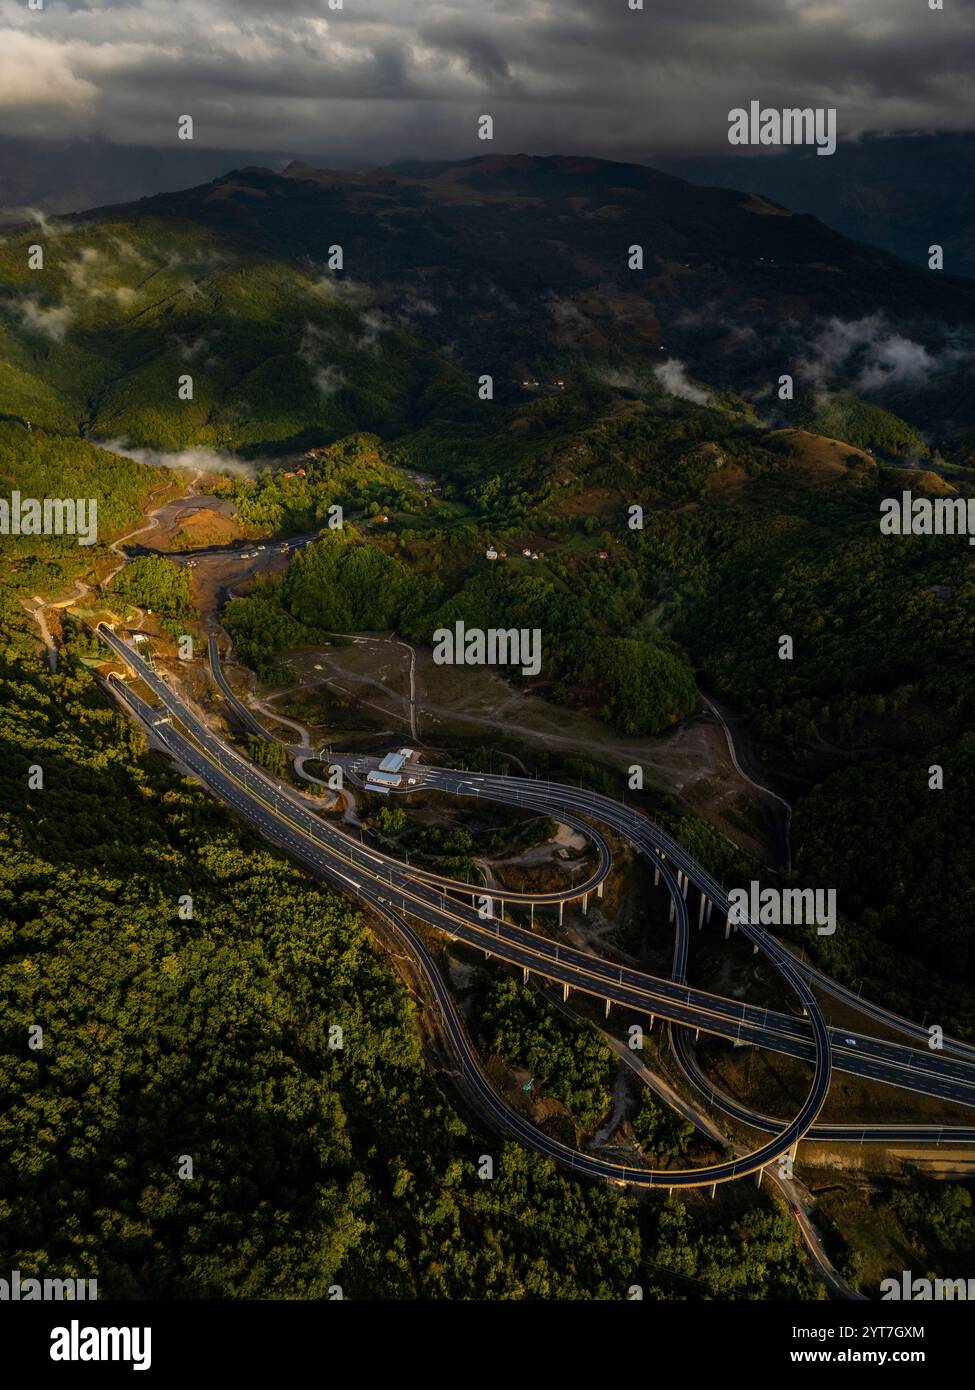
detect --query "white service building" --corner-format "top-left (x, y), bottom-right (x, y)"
top-left (366, 770), bottom-right (403, 794)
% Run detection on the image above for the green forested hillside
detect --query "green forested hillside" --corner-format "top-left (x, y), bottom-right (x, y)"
top-left (0, 420), bottom-right (164, 601)
top-left (637, 456), bottom-right (975, 1031)
top-left (0, 619), bottom-right (823, 1298)
top-left (0, 215), bottom-right (467, 450)
top-left (112, 555), bottom-right (196, 633)
top-left (0, 625), bottom-right (642, 1297)
top-left (225, 525), bottom-right (698, 736)
top-left (3, 154), bottom-right (975, 463)
top-left (476, 977), bottom-right (614, 1132)
top-left (224, 432), bottom-right (432, 532)
top-left (793, 737), bottom-right (975, 990)
top-left (283, 530), bottom-right (435, 633)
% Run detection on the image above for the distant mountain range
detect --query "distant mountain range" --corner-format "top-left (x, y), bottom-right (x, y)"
top-left (2, 151), bottom-right (974, 457)
top-left (0, 138), bottom-right (298, 224)
top-left (656, 133), bottom-right (975, 280)
top-left (3, 131), bottom-right (973, 278)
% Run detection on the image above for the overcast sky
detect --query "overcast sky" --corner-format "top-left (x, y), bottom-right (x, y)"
top-left (0, 0), bottom-right (972, 165)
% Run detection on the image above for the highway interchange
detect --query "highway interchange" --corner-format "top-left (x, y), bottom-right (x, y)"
top-left (97, 622), bottom-right (975, 1195)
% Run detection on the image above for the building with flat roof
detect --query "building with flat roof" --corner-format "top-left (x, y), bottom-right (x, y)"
top-left (366, 770), bottom-right (403, 794)
top-left (378, 752), bottom-right (406, 774)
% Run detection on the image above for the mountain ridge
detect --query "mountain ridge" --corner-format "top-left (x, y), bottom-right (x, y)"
top-left (3, 151), bottom-right (975, 457)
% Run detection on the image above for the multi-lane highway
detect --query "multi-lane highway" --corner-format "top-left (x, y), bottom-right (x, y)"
top-left (98, 623), bottom-right (975, 1192)
top-left (336, 756), bottom-right (975, 1109)
top-left (194, 641), bottom-right (975, 1093)
top-left (668, 1023), bottom-right (975, 1144)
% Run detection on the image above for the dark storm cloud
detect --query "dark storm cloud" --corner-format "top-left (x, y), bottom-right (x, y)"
top-left (0, 0), bottom-right (971, 164)
top-left (419, 19), bottom-right (513, 85)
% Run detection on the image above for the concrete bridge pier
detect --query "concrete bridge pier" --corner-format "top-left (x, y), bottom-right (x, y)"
top-left (698, 896), bottom-right (707, 929)
top-left (605, 997), bottom-right (611, 1018)
top-left (558, 901), bottom-right (563, 926)
top-left (597, 881), bottom-right (603, 899)
top-left (582, 892), bottom-right (589, 915)
top-left (724, 914), bottom-right (732, 940)
top-left (654, 865), bottom-right (660, 887)
top-left (563, 982), bottom-right (569, 1002)
top-left (669, 897), bottom-right (676, 923)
